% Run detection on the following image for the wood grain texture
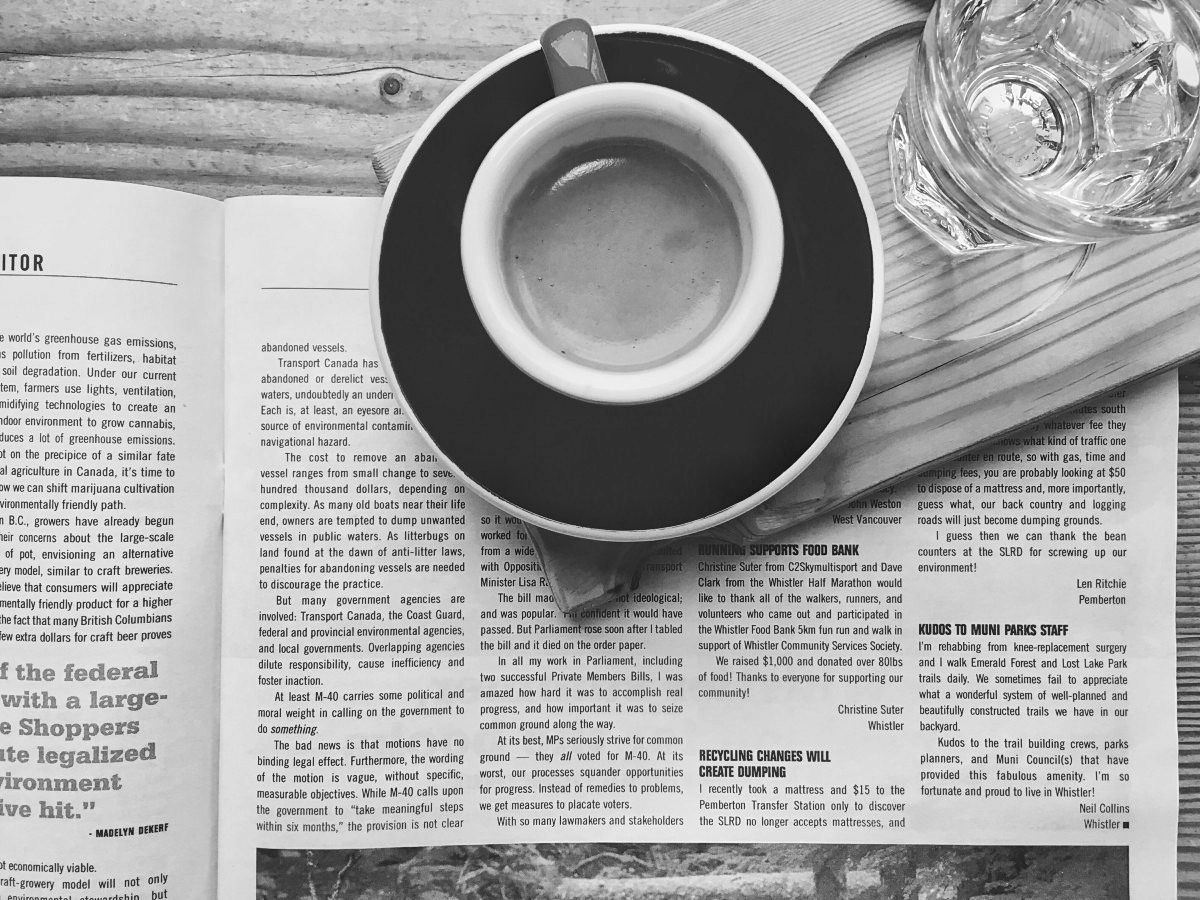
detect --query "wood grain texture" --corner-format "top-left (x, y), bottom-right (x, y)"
top-left (0, 1), bottom-right (702, 196)
top-left (2, 0), bottom-right (1196, 889)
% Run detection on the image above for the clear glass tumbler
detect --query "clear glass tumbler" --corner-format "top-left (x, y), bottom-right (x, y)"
top-left (891, 0), bottom-right (1200, 254)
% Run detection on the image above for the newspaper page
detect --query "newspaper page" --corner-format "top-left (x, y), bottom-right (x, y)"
top-left (221, 196), bottom-right (1178, 900)
top-left (0, 180), bottom-right (225, 898)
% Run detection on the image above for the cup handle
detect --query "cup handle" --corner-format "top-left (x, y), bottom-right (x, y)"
top-left (540, 18), bottom-right (608, 94)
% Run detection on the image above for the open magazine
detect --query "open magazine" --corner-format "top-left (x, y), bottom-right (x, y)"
top-left (0, 180), bottom-right (1178, 899)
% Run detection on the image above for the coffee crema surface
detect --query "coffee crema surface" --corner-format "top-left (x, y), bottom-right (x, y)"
top-left (501, 137), bottom-right (742, 371)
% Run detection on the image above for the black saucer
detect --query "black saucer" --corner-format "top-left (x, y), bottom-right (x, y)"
top-left (374, 27), bottom-right (879, 539)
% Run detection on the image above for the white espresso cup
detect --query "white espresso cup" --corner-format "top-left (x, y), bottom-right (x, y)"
top-left (460, 22), bottom-right (783, 405)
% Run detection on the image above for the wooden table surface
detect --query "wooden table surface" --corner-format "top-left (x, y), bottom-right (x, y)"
top-left (3, 0), bottom-right (1196, 891)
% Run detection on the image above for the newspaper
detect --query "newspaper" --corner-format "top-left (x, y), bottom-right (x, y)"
top-left (221, 199), bottom-right (1178, 899)
top-left (0, 183), bottom-right (1177, 900)
top-left (0, 181), bottom-right (225, 897)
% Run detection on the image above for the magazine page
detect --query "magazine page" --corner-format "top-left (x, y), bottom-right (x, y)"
top-left (221, 196), bottom-right (1177, 900)
top-left (0, 179), bottom-right (225, 899)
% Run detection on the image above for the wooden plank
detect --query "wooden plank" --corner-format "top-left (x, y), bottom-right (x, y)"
top-left (0, 51), bottom-right (467, 110)
top-left (0, 0), bottom-right (707, 56)
top-left (0, 1), bottom-right (703, 192)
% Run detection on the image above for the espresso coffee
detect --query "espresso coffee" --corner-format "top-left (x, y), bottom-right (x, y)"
top-left (501, 137), bottom-right (743, 371)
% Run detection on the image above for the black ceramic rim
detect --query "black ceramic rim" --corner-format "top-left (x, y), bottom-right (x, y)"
top-left (372, 26), bottom-right (881, 540)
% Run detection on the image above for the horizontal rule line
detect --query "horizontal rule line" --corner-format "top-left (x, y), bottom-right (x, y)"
top-left (260, 286), bottom-right (369, 292)
top-left (0, 273), bottom-right (177, 287)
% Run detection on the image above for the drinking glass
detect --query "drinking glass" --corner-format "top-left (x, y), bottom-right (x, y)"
top-left (891, 0), bottom-right (1200, 254)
